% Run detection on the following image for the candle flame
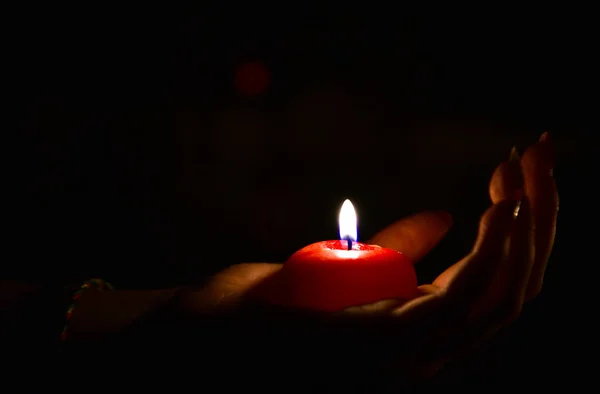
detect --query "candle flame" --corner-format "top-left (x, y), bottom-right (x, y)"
top-left (339, 199), bottom-right (358, 242)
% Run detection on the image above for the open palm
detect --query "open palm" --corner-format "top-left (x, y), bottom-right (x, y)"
top-left (179, 134), bottom-right (557, 378)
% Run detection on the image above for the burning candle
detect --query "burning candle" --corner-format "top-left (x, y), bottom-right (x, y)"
top-left (253, 199), bottom-right (418, 312)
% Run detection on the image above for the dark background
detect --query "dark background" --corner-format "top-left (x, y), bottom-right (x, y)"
top-left (8, 5), bottom-right (595, 388)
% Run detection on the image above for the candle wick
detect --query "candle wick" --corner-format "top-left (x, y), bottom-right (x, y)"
top-left (347, 238), bottom-right (352, 250)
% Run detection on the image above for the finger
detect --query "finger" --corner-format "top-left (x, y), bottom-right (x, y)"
top-left (502, 197), bottom-right (535, 316)
top-left (430, 261), bottom-right (461, 288)
top-left (342, 299), bottom-right (403, 315)
top-left (215, 263), bottom-right (283, 285)
top-left (386, 201), bottom-right (522, 366)
top-left (440, 200), bottom-right (519, 302)
top-left (470, 197), bottom-right (534, 324)
top-left (368, 211), bottom-right (453, 263)
top-left (186, 263), bottom-right (283, 312)
top-left (353, 202), bottom-right (523, 372)
top-left (433, 146), bottom-right (524, 289)
top-left (417, 284), bottom-right (441, 295)
top-left (428, 199), bottom-right (534, 363)
top-left (489, 146), bottom-right (525, 203)
top-left (521, 132), bottom-right (558, 300)
top-left (339, 284), bottom-right (441, 317)
top-left (387, 201), bottom-right (518, 339)
top-left (432, 200), bottom-right (518, 290)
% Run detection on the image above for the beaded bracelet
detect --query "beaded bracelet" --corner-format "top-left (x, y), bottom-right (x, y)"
top-left (60, 278), bottom-right (114, 342)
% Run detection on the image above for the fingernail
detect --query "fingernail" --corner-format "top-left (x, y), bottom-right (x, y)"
top-left (539, 131), bottom-right (550, 143)
top-left (509, 146), bottom-right (520, 162)
top-left (507, 146), bottom-right (524, 200)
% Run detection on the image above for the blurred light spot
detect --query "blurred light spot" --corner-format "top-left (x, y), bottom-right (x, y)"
top-left (234, 62), bottom-right (270, 96)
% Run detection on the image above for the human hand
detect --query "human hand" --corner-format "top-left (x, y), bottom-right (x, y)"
top-left (176, 133), bottom-right (557, 381)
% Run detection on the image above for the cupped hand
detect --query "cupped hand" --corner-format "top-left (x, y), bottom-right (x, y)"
top-left (178, 133), bottom-right (557, 380)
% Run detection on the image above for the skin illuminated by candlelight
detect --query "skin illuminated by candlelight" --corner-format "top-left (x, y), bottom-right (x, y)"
top-left (249, 199), bottom-right (419, 311)
top-left (177, 133), bottom-right (557, 378)
top-left (14, 133), bottom-right (555, 382)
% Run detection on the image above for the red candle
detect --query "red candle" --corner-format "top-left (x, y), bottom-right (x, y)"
top-left (253, 200), bottom-right (418, 311)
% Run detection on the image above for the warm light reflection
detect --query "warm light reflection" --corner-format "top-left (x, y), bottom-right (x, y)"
top-left (339, 199), bottom-right (358, 242)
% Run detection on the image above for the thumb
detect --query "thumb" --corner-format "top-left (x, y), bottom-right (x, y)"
top-left (369, 211), bottom-right (453, 263)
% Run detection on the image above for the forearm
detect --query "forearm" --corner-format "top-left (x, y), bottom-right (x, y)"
top-left (66, 288), bottom-right (182, 341)
top-left (1, 278), bottom-right (184, 352)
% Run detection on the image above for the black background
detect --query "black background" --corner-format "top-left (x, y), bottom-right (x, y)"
top-left (7, 5), bottom-right (595, 388)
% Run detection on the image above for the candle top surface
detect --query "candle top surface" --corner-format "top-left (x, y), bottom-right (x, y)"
top-left (322, 240), bottom-right (382, 251)
top-left (285, 240), bottom-right (405, 264)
